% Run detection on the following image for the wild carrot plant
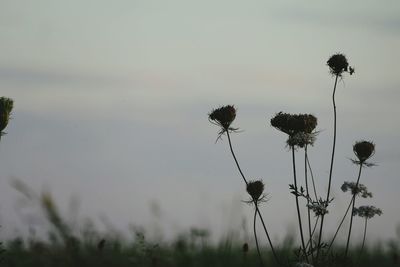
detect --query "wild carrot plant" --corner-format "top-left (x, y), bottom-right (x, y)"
top-left (208, 53), bottom-right (382, 267)
top-left (316, 54), bottom-right (353, 261)
top-left (208, 105), bottom-right (280, 266)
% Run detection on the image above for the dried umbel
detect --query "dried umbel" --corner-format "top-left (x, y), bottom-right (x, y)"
top-left (353, 141), bottom-right (375, 163)
top-left (0, 97), bottom-right (14, 133)
top-left (270, 112), bottom-right (317, 137)
top-left (246, 180), bottom-right (265, 202)
top-left (208, 105), bottom-right (238, 140)
top-left (353, 206), bottom-right (382, 219)
top-left (327, 53), bottom-right (349, 76)
top-left (341, 182), bottom-right (372, 198)
top-left (302, 114), bottom-right (318, 134)
top-left (209, 105), bottom-right (236, 130)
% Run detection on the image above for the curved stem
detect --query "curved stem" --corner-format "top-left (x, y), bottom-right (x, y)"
top-left (345, 164), bottom-right (363, 258)
top-left (326, 196), bottom-right (354, 252)
top-left (291, 146), bottom-right (308, 262)
top-left (306, 216), bottom-right (320, 249)
top-left (304, 146), bottom-right (314, 261)
top-left (226, 131), bottom-right (248, 185)
top-left (316, 74), bottom-right (339, 260)
top-left (226, 131), bottom-right (280, 265)
top-left (306, 153), bottom-right (318, 201)
top-left (254, 204), bottom-right (264, 267)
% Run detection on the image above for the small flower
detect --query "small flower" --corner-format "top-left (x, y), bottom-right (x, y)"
top-left (208, 105), bottom-right (238, 140)
top-left (353, 206), bottom-right (382, 219)
top-left (246, 180), bottom-right (265, 202)
top-left (341, 182), bottom-right (373, 198)
top-left (327, 53), bottom-right (349, 76)
top-left (0, 97), bottom-right (14, 134)
top-left (307, 201), bottom-right (329, 216)
top-left (353, 140), bottom-right (375, 163)
top-left (286, 132), bottom-right (317, 148)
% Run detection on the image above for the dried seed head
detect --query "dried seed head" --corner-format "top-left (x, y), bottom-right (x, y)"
top-left (327, 53), bottom-right (349, 76)
top-left (302, 114), bottom-right (318, 134)
top-left (0, 97), bottom-right (14, 132)
top-left (353, 141), bottom-right (375, 163)
top-left (208, 105), bottom-right (236, 130)
top-left (271, 112), bottom-right (317, 137)
top-left (246, 180), bottom-right (264, 201)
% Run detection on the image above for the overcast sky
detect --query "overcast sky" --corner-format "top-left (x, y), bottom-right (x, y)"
top-left (0, 0), bottom-right (399, 246)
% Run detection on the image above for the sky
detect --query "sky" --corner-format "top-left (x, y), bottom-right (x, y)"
top-left (0, 0), bottom-right (400, 246)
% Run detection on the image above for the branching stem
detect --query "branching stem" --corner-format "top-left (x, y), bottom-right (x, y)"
top-left (304, 146), bottom-right (314, 261)
top-left (291, 146), bottom-right (308, 263)
top-left (345, 164), bottom-right (363, 258)
top-left (253, 204), bottom-right (264, 267)
top-left (226, 131), bottom-right (280, 265)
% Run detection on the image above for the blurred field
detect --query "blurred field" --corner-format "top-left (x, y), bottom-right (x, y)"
top-left (1, 183), bottom-right (399, 267)
top-left (2, 231), bottom-right (400, 267)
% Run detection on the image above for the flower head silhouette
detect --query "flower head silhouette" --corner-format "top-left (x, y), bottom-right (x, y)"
top-left (246, 180), bottom-right (265, 202)
top-left (270, 112), bottom-right (317, 137)
top-left (208, 105), bottom-right (238, 140)
top-left (327, 53), bottom-right (349, 76)
top-left (353, 141), bottom-right (375, 164)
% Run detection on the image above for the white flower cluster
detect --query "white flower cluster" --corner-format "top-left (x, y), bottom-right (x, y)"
top-left (307, 202), bottom-right (328, 216)
top-left (341, 182), bottom-right (372, 198)
top-left (353, 206), bottom-right (382, 219)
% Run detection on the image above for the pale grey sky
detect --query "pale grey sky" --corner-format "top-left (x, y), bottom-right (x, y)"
top-left (0, 0), bottom-right (399, 245)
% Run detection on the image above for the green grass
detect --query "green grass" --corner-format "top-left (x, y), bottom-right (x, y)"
top-left (2, 231), bottom-right (399, 267)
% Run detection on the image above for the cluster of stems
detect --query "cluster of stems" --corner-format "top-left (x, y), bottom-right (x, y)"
top-left (209, 54), bottom-right (381, 267)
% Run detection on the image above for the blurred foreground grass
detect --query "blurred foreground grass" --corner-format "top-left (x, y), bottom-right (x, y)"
top-left (1, 184), bottom-right (399, 267)
top-left (2, 233), bottom-right (400, 267)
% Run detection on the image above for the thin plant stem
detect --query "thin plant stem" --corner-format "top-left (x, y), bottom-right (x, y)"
top-left (304, 146), bottom-right (314, 260)
top-left (345, 163), bottom-right (363, 258)
top-left (316, 74), bottom-right (339, 260)
top-left (326, 196), bottom-right (354, 253)
top-left (306, 216), bottom-right (320, 249)
top-left (291, 146), bottom-right (308, 263)
top-left (306, 152), bottom-right (318, 201)
top-left (226, 130), bottom-right (248, 185)
top-left (359, 218), bottom-right (368, 257)
top-left (254, 204), bottom-right (264, 267)
top-left (226, 131), bottom-right (280, 265)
